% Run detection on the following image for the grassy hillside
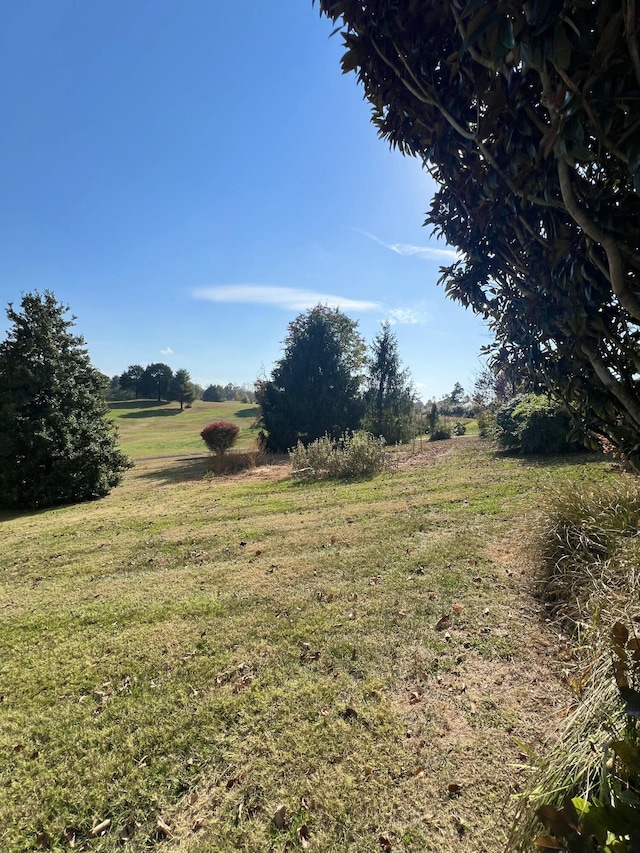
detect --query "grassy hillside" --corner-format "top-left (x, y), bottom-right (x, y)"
top-left (108, 399), bottom-right (260, 459)
top-left (0, 432), bottom-right (618, 852)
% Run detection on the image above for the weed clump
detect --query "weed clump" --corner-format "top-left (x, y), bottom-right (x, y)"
top-left (509, 480), bottom-right (640, 850)
top-left (289, 431), bottom-right (388, 479)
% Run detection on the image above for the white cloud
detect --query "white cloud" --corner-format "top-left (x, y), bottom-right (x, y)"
top-left (387, 307), bottom-right (428, 325)
top-left (192, 285), bottom-right (382, 313)
top-left (356, 229), bottom-right (460, 262)
top-left (161, 347), bottom-right (174, 355)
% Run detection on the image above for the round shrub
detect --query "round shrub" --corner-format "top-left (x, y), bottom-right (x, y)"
top-left (200, 421), bottom-right (239, 454)
top-left (495, 394), bottom-right (583, 455)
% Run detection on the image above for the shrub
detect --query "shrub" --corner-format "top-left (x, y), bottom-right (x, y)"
top-left (429, 421), bottom-right (452, 441)
top-left (289, 431), bottom-right (387, 479)
top-left (200, 421), bottom-right (239, 454)
top-left (495, 394), bottom-right (583, 455)
top-left (453, 421), bottom-right (466, 436)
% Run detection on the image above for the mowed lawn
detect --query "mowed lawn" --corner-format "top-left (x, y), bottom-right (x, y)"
top-left (108, 399), bottom-right (261, 459)
top-left (0, 429), bottom-right (620, 852)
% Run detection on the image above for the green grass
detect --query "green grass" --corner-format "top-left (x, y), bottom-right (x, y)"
top-left (108, 399), bottom-right (261, 459)
top-left (0, 431), bottom-right (620, 852)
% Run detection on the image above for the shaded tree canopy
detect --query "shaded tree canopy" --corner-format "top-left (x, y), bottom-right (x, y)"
top-left (119, 364), bottom-right (145, 399)
top-left (169, 368), bottom-right (196, 411)
top-left (0, 291), bottom-right (131, 509)
top-left (317, 0), bottom-right (640, 465)
top-left (256, 304), bottom-right (366, 450)
top-left (363, 321), bottom-right (415, 443)
top-left (142, 362), bottom-right (173, 402)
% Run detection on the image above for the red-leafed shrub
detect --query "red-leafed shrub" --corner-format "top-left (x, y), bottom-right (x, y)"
top-left (200, 421), bottom-right (239, 454)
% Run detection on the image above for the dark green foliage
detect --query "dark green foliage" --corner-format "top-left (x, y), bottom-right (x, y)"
top-left (256, 304), bottom-right (365, 451)
top-left (119, 364), bottom-right (145, 399)
top-left (0, 292), bottom-right (131, 510)
top-left (362, 321), bottom-right (414, 444)
top-left (200, 421), bottom-right (239, 453)
top-left (202, 383), bottom-right (225, 402)
top-left (495, 394), bottom-right (583, 455)
top-left (427, 402), bottom-right (438, 434)
top-left (317, 0), bottom-right (640, 467)
top-left (141, 362), bottom-right (173, 402)
top-left (429, 422), bottom-right (452, 441)
top-left (169, 368), bottom-right (196, 411)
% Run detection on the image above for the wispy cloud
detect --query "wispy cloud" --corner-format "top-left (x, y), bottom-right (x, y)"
top-left (387, 307), bottom-right (428, 325)
top-left (161, 347), bottom-right (174, 355)
top-left (356, 229), bottom-right (460, 262)
top-left (192, 285), bottom-right (382, 313)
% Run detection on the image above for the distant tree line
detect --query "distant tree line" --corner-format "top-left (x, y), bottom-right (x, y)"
top-left (109, 366), bottom-right (256, 408)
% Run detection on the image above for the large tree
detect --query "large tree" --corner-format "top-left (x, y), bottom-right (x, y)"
top-left (362, 321), bottom-right (415, 444)
top-left (119, 364), bottom-right (145, 399)
top-left (317, 1), bottom-right (640, 465)
top-left (142, 362), bottom-right (173, 402)
top-left (256, 304), bottom-right (366, 450)
top-left (169, 368), bottom-right (196, 411)
top-left (0, 292), bottom-right (131, 510)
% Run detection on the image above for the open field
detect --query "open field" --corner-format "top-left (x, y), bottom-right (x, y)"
top-left (108, 400), bottom-right (261, 459)
top-left (0, 431), bottom-right (622, 852)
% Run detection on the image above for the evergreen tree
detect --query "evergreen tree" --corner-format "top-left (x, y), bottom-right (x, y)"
top-left (0, 291), bottom-right (131, 509)
top-left (362, 321), bottom-right (415, 444)
top-left (170, 368), bottom-right (196, 411)
top-left (256, 304), bottom-right (365, 451)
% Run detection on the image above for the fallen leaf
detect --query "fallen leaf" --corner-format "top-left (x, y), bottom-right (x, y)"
top-left (191, 818), bottom-right (204, 832)
top-left (339, 706), bottom-right (358, 722)
top-left (453, 603), bottom-right (464, 614)
top-left (378, 835), bottom-right (393, 851)
top-left (435, 614), bottom-right (450, 631)
top-left (448, 783), bottom-right (462, 796)
top-left (90, 818), bottom-right (111, 837)
top-left (13, 743), bottom-right (25, 752)
top-left (36, 831), bottom-right (51, 850)
top-left (298, 824), bottom-right (311, 848)
top-left (156, 816), bottom-right (172, 838)
top-left (408, 690), bottom-right (422, 705)
top-left (189, 791), bottom-right (198, 805)
top-left (273, 805), bottom-right (288, 830)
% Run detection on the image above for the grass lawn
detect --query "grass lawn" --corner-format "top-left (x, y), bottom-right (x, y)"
top-left (0, 431), bottom-right (620, 852)
top-left (108, 400), bottom-right (261, 460)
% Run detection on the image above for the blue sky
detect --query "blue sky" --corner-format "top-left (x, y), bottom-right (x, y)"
top-left (0, 1), bottom-right (490, 401)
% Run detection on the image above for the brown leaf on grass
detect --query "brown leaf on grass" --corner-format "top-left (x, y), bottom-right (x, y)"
top-left (90, 818), bottom-right (111, 836)
top-left (156, 816), bottom-right (172, 838)
top-left (300, 797), bottom-right (317, 810)
top-left (339, 706), bottom-right (358, 722)
top-left (427, 590), bottom-right (436, 600)
top-left (298, 824), bottom-right (311, 848)
top-left (273, 805), bottom-right (288, 829)
top-left (191, 818), bottom-right (204, 832)
top-left (453, 602), bottom-right (464, 614)
top-left (36, 831), bottom-right (51, 850)
top-left (408, 690), bottom-right (422, 705)
top-left (447, 783), bottom-right (462, 796)
top-left (378, 835), bottom-right (393, 851)
top-left (13, 743), bottom-right (25, 752)
top-left (189, 791), bottom-right (198, 805)
top-left (435, 614), bottom-right (450, 631)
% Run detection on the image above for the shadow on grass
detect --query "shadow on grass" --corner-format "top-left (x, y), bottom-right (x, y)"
top-left (494, 449), bottom-right (605, 468)
top-left (233, 406), bottom-right (260, 419)
top-left (137, 456), bottom-right (211, 485)
top-left (118, 405), bottom-right (183, 420)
